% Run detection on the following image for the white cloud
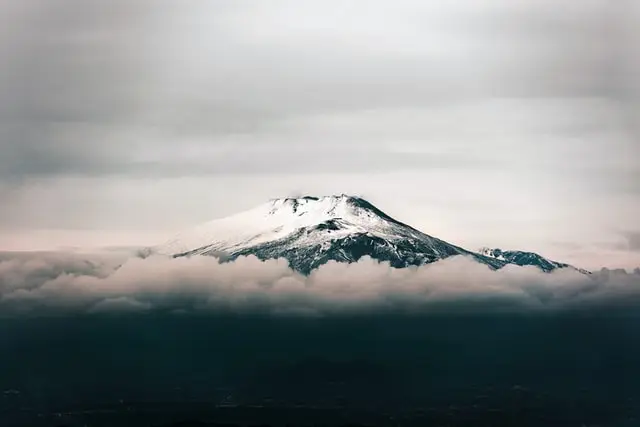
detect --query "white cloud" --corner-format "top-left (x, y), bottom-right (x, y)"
top-left (0, 252), bottom-right (638, 317)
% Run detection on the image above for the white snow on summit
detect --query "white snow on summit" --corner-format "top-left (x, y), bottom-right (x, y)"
top-left (156, 195), bottom-right (421, 256)
top-left (152, 195), bottom-right (586, 275)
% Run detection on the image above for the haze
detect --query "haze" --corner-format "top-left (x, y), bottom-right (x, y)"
top-left (1, 0), bottom-right (639, 270)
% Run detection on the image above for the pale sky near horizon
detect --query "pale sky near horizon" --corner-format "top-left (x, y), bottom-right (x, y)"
top-left (1, 0), bottom-right (639, 269)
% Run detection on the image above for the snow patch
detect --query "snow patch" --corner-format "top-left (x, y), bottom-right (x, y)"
top-left (156, 195), bottom-right (425, 256)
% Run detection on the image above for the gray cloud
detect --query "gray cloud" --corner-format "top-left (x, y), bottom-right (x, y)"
top-left (0, 251), bottom-right (639, 317)
top-left (1, 0), bottom-right (637, 180)
top-left (88, 296), bottom-right (151, 314)
top-left (623, 232), bottom-right (640, 252)
top-left (0, 1), bottom-right (638, 270)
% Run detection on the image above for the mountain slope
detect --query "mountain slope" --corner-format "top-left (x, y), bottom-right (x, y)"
top-left (478, 247), bottom-right (590, 274)
top-left (155, 195), bottom-right (507, 274)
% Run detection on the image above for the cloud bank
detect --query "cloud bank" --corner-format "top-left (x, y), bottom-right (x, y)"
top-left (1, 251), bottom-right (639, 317)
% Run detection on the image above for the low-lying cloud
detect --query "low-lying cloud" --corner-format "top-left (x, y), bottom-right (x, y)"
top-left (0, 251), bottom-right (639, 317)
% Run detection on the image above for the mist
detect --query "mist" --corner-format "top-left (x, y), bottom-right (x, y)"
top-left (1, 251), bottom-right (639, 317)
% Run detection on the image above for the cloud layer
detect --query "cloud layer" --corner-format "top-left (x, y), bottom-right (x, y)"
top-left (1, 251), bottom-right (638, 317)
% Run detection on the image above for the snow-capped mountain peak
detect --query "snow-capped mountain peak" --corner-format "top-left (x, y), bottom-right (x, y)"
top-left (265, 194), bottom-right (399, 224)
top-left (155, 195), bottom-right (508, 273)
top-left (153, 195), bottom-right (586, 275)
top-left (158, 195), bottom-right (402, 257)
top-left (265, 195), bottom-right (389, 223)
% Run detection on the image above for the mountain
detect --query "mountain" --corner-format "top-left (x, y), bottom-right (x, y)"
top-left (155, 195), bottom-right (584, 275)
top-left (478, 247), bottom-right (590, 274)
top-left (155, 194), bottom-right (508, 274)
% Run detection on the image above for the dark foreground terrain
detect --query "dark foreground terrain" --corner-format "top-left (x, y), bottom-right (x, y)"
top-left (1, 311), bottom-right (640, 426)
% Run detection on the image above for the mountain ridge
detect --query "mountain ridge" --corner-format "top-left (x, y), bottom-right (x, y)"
top-left (478, 247), bottom-right (590, 275)
top-left (155, 195), bottom-right (586, 275)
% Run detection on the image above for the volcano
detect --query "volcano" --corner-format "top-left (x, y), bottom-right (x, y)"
top-left (155, 195), bottom-right (585, 275)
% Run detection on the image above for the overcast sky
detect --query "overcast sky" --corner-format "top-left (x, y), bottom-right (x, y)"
top-left (0, 0), bottom-right (638, 269)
